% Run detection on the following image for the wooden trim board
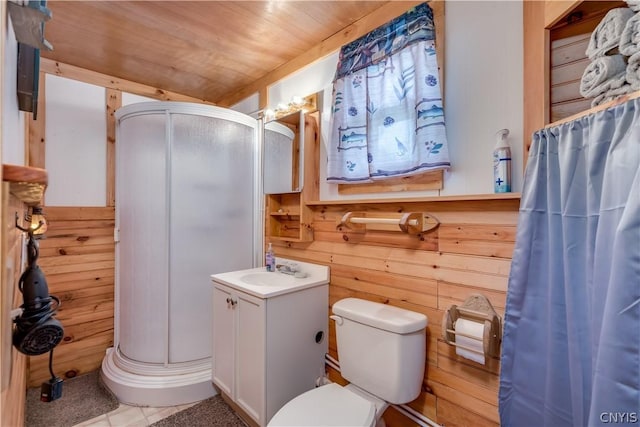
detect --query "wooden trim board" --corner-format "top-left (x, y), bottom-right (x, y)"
top-left (545, 90), bottom-right (640, 128)
top-left (40, 58), bottom-right (215, 104)
top-left (338, 170), bottom-right (444, 195)
top-left (307, 192), bottom-right (521, 206)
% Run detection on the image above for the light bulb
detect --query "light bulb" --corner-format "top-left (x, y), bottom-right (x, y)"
top-left (264, 109), bottom-right (276, 120)
top-left (29, 206), bottom-right (47, 235)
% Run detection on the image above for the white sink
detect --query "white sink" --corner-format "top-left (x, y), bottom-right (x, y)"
top-left (211, 258), bottom-right (330, 298)
top-left (240, 272), bottom-right (295, 286)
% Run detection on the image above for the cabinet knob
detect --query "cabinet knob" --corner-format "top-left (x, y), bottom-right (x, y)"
top-left (226, 297), bottom-right (237, 307)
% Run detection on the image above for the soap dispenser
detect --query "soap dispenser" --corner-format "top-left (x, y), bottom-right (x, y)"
top-left (493, 129), bottom-right (512, 193)
top-left (265, 243), bottom-right (276, 272)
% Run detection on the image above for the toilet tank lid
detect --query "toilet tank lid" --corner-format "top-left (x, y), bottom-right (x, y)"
top-left (332, 298), bottom-right (427, 334)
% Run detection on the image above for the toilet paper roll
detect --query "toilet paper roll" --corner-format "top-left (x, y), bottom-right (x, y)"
top-left (454, 318), bottom-right (485, 365)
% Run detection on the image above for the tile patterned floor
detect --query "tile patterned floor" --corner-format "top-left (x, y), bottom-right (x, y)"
top-left (73, 402), bottom-right (198, 427)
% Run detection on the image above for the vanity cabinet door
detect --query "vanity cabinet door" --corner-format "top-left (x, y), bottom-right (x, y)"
top-left (235, 291), bottom-right (266, 424)
top-left (211, 282), bottom-right (266, 426)
top-left (212, 284), bottom-right (235, 397)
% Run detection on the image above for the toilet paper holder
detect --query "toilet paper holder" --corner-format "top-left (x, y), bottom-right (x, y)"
top-left (442, 294), bottom-right (502, 359)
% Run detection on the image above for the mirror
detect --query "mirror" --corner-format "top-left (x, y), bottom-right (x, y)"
top-left (263, 110), bottom-right (304, 194)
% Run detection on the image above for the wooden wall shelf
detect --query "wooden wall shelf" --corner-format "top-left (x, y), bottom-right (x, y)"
top-left (2, 164), bottom-right (48, 205)
top-left (306, 193), bottom-right (521, 207)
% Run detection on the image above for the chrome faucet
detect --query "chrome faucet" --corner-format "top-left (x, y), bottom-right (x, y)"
top-left (276, 262), bottom-right (300, 275)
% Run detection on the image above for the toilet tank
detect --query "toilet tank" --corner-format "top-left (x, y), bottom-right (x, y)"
top-left (331, 298), bottom-right (427, 404)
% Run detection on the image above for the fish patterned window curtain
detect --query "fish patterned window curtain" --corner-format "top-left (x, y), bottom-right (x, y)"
top-left (327, 2), bottom-right (450, 183)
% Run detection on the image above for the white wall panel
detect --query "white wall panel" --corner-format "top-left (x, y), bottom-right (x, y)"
top-left (268, 52), bottom-right (339, 109)
top-left (231, 92), bottom-right (259, 117)
top-left (441, 1), bottom-right (523, 195)
top-left (122, 92), bottom-right (158, 106)
top-left (2, 16), bottom-right (25, 165)
top-left (45, 75), bottom-right (106, 206)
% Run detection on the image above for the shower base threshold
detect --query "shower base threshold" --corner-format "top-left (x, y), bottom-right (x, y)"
top-left (101, 347), bottom-right (216, 407)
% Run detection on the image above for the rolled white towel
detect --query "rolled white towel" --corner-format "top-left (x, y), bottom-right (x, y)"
top-left (580, 54), bottom-right (628, 97)
top-left (591, 84), bottom-right (634, 107)
top-left (620, 12), bottom-right (640, 55)
top-left (627, 1), bottom-right (640, 12)
top-left (627, 51), bottom-right (640, 90)
top-left (586, 8), bottom-right (635, 59)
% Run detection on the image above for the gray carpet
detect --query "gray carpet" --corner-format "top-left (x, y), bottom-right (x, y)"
top-left (150, 395), bottom-right (246, 427)
top-left (26, 371), bottom-right (119, 427)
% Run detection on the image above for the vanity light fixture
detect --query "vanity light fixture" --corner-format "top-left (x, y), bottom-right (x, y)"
top-left (290, 95), bottom-right (305, 107)
top-left (267, 94), bottom-right (317, 120)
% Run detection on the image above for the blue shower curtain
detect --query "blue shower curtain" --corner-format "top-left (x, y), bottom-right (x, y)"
top-left (499, 98), bottom-right (640, 426)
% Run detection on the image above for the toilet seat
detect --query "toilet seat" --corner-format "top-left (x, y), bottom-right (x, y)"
top-left (268, 383), bottom-right (376, 427)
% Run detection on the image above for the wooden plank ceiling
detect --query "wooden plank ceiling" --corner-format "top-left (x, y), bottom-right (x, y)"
top-left (42, 1), bottom-right (389, 104)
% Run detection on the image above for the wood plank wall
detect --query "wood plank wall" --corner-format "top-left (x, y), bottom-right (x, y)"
top-left (0, 194), bottom-right (29, 427)
top-left (27, 207), bottom-right (115, 386)
top-left (271, 197), bottom-right (519, 427)
top-left (550, 33), bottom-right (592, 121)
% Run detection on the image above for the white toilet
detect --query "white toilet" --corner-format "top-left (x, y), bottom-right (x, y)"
top-left (268, 297), bottom-right (428, 427)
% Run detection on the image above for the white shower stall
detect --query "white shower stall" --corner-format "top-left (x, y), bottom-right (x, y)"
top-left (101, 102), bottom-right (262, 406)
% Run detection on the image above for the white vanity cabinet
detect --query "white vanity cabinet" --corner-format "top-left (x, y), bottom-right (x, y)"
top-left (211, 262), bottom-right (329, 427)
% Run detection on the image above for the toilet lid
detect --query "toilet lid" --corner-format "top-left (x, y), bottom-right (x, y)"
top-left (268, 383), bottom-right (376, 427)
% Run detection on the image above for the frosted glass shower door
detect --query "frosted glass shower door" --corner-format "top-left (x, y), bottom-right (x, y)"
top-left (168, 114), bottom-right (255, 363)
top-left (115, 104), bottom-right (258, 369)
top-left (117, 113), bottom-right (169, 363)
top-left (108, 102), bottom-right (257, 407)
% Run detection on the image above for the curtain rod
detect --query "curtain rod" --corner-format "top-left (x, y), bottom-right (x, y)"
top-left (545, 90), bottom-right (640, 129)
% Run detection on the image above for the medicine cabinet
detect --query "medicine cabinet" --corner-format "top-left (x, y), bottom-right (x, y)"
top-left (265, 112), bottom-right (319, 242)
top-left (263, 110), bottom-right (304, 194)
